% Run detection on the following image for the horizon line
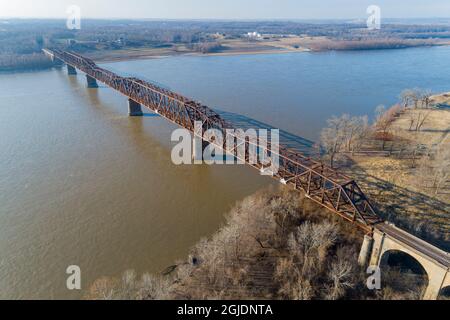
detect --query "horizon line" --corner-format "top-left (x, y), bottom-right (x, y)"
top-left (1, 16), bottom-right (450, 22)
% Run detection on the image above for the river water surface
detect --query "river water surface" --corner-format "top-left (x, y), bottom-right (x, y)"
top-left (1, 46), bottom-right (450, 299)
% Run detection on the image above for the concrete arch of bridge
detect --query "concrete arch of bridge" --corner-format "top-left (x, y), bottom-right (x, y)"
top-left (439, 286), bottom-right (450, 300)
top-left (370, 230), bottom-right (449, 300)
top-left (379, 249), bottom-right (428, 297)
top-left (380, 250), bottom-right (428, 275)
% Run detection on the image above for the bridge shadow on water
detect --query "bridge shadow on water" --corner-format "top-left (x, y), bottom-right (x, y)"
top-left (142, 113), bottom-right (161, 118)
top-left (215, 109), bottom-right (318, 157)
top-left (84, 89), bottom-right (178, 165)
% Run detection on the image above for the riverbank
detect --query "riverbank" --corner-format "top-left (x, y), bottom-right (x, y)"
top-left (341, 103), bottom-right (450, 250)
top-left (84, 36), bottom-right (449, 63)
top-left (0, 53), bottom-right (56, 73)
top-left (84, 37), bottom-right (311, 63)
top-left (2, 36), bottom-right (448, 70)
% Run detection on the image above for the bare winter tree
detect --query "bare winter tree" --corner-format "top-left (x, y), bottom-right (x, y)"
top-left (406, 105), bottom-right (432, 132)
top-left (407, 111), bottom-right (417, 131)
top-left (420, 90), bottom-right (433, 109)
top-left (374, 105), bottom-right (399, 150)
top-left (431, 146), bottom-right (450, 195)
top-left (418, 144), bottom-right (450, 195)
top-left (348, 115), bottom-right (369, 153)
top-left (400, 89), bottom-right (418, 109)
top-left (320, 116), bottom-right (346, 167)
top-left (137, 273), bottom-right (172, 300)
top-left (411, 89), bottom-right (421, 109)
top-left (320, 114), bottom-right (370, 164)
top-left (327, 258), bottom-right (354, 300)
top-left (401, 88), bottom-right (432, 109)
top-left (375, 104), bottom-right (386, 122)
top-left (414, 109), bottom-right (432, 131)
top-left (276, 220), bottom-right (341, 299)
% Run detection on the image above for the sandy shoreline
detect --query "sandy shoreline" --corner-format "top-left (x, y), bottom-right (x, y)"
top-left (85, 43), bottom-right (450, 64)
top-left (85, 36), bottom-right (450, 64)
top-left (85, 36), bottom-right (314, 63)
top-left (86, 46), bottom-right (310, 64)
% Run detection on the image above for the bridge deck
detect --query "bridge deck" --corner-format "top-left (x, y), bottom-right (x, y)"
top-left (377, 223), bottom-right (450, 268)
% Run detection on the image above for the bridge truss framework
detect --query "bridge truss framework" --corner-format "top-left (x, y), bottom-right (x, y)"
top-left (45, 49), bottom-right (382, 233)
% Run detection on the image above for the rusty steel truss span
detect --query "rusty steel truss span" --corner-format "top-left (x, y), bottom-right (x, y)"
top-left (45, 49), bottom-right (382, 233)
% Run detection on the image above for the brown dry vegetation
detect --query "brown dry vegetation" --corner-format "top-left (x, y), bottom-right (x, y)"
top-left (320, 90), bottom-right (450, 250)
top-left (86, 187), bottom-right (426, 300)
top-left (305, 38), bottom-right (443, 52)
top-left (0, 53), bottom-right (56, 71)
top-left (349, 106), bottom-right (449, 247)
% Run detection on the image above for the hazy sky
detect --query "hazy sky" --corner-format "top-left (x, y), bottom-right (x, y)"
top-left (1, 0), bottom-right (449, 19)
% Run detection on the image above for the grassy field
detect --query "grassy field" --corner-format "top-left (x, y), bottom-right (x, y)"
top-left (343, 104), bottom-right (450, 249)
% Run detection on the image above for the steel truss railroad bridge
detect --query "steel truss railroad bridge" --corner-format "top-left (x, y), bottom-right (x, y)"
top-left (43, 49), bottom-right (450, 300)
top-left (44, 48), bottom-right (381, 233)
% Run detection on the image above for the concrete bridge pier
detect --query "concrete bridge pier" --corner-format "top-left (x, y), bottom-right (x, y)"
top-left (67, 64), bottom-right (77, 75)
top-left (128, 98), bottom-right (143, 116)
top-left (193, 139), bottom-right (214, 163)
top-left (192, 122), bottom-right (213, 163)
top-left (192, 135), bottom-right (204, 163)
top-left (423, 269), bottom-right (450, 300)
top-left (358, 234), bottom-right (374, 266)
top-left (86, 75), bottom-right (98, 88)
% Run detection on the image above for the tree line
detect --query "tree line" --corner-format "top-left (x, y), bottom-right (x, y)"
top-left (319, 88), bottom-right (449, 196)
top-left (86, 188), bottom-right (426, 300)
